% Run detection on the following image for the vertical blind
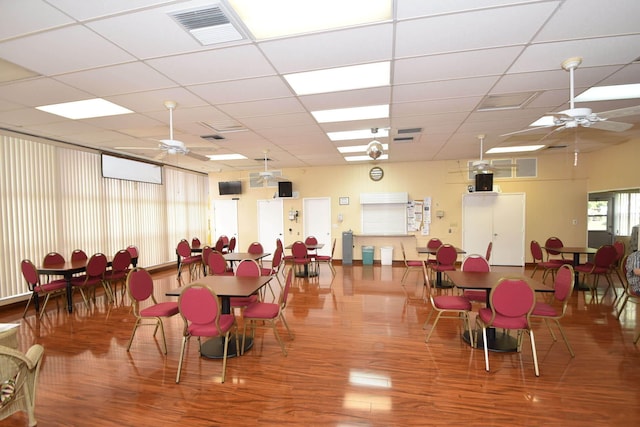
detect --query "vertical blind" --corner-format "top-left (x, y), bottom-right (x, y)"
top-left (0, 133), bottom-right (208, 305)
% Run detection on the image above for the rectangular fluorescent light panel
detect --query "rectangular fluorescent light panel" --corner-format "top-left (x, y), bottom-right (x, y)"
top-left (575, 83), bottom-right (640, 102)
top-left (338, 143), bottom-right (388, 153)
top-left (284, 62), bottom-right (390, 95)
top-left (486, 145), bottom-right (544, 154)
top-left (36, 98), bottom-right (133, 119)
top-left (344, 154), bottom-right (388, 162)
top-left (228, 0), bottom-right (392, 39)
top-left (206, 153), bottom-right (248, 160)
top-left (312, 104), bottom-right (389, 123)
top-left (328, 128), bottom-right (389, 141)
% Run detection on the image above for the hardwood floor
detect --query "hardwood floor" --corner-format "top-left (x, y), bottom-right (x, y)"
top-left (2, 263), bottom-right (639, 426)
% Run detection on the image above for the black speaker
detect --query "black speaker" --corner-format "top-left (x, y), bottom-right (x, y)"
top-left (475, 173), bottom-right (493, 192)
top-left (278, 181), bottom-right (293, 198)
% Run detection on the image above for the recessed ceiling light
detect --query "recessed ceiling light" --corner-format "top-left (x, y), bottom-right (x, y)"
top-left (344, 154), bottom-right (388, 162)
top-left (312, 104), bottom-right (389, 123)
top-left (486, 145), bottom-right (544, 154)
top-left (36, 98), bottom-right (133, 119)
top-left (206, 153), bottom-right (248, 160)
top-left (228, 0), bottom-right (392, 39)
top-left (328, 128), bottom-right (389, 141)
top-left (284, 62), bottom-right (390, 95)
top-left (338, 143), bottom-right (388, 153)
top-left (575, 83), bottom-right (640, 102)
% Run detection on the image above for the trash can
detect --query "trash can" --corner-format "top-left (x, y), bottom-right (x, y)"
top-left (380, 246), bottom-right (393, 265)
top-left (362, 246), bottom-right (374, 265)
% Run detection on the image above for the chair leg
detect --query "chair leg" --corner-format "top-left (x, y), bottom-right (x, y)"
top-left (482, 326), bottom-right (490, 372)
top-left (616, 295), bottom-right (629, 319)
top-left (157, 318), bottom-right (169, 355)
top-left (424, 310), bottom-right (442, 343)
top-left (271, 320), bottom-right (287, 356)
top-left (22, 293), bottom-right (36, 318)
top-left (221, 331), bottom-right (230, 383)
top-left (126, 319), bottom-right (141, 351)
top-left (529, 329), bottom-right (540, 377)
top-left (280, 314), bottom-right (294, 339)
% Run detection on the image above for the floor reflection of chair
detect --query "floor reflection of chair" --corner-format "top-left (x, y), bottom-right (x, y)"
top-left (422, 263), bottom-right (474, 347)
top-left (176, 284), bottom-right (239, 384)
top-left (531, 264), bottom-right (575, 357)
top-left (126, 268), bottom-right (179, 354)
top-left (242, 269), bottom-right (295, 356)
top-left (475, 277), bottom-right (539, 376)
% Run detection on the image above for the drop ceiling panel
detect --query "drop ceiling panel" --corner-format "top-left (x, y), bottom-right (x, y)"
top-left (395, 2), bottom-right (559, 58)
top-left (396, 0), bottom-right (539, 19)
top-left (298, 87), bottom-right (391, 111)
top-left (0, 25), bottom-right (135, 76)
top-left (0, 0), bottom-right (73, 40)
top-left (239, 112), bottom-right (317, 130)
top-left (394, 97), bottom-right (483, 116)
top-left (189, 76), bottom-right (293, 104)
top-left (393, 77), bottom-right (499, 103)
top-left (217, 97), bottom-right (305, 118)
top-left (107, 88), bottom-right (209, 112)
top-left (257, 24), bottom-right (394, 73)
top-left (146, 45), bottom-right (275, 85)
top-left (46, 0), bottom-right (179, 21)
top-left (0, 77), bottom-right (91, 107)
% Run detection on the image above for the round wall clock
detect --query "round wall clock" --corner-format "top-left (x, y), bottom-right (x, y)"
top-left (369, 166), bottom-right (384, 181)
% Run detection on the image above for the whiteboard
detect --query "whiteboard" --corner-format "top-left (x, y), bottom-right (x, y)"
top-left (361, 203), bottom-right (407, 235)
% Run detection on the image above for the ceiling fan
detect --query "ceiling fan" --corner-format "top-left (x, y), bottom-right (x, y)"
top-left (458, 134), bottom-right (516, 174)
top-left (116, 101), bottom-right (209, 161)
top-left (503, 57), bottom-right (639, 139)
top-left (250, 150), bottom-right (289, 186)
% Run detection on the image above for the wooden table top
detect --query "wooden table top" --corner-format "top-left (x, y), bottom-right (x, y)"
top-left (223, 252), bottom-right (270, 262)
top-left (416, 246), bottom-right (465, 255)
top-left (543, 246), bottom-right (597, 255)
top-left (445, 270), bottom-right (553, 293)
top-left (165, 275), bottom-right (272, 298)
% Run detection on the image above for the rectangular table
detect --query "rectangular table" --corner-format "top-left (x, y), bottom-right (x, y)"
top-left (166, 274), bottom-right (272, 358)
top-left (36, 260), bottom-right (89, 313)
top-left (446, 270), bottom-right (553, 352)
top-left (543, 246), bottom-right (597, 290)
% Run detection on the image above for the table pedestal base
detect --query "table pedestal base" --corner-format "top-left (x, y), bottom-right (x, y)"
top-left (463, 328), bottom-right (518, 352)
top-left (200, 334), bottom-right (253, 359)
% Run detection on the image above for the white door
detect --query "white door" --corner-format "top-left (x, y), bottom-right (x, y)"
top-left (257, 199), bottom-right (284, 260)
top-left (462, 193), bottom-right (525, 266)
top-left (212, 199), bottom-right (238, 248)
top-left (303, 197), bottom-right (332, 256)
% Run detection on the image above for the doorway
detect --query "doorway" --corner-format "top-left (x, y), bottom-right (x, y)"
top-left (212, 199), bottom-right (238, 249)
top-left (303, 197), bottom-right (332, 257)
top-left (257, 199), bottom-right (284, 260)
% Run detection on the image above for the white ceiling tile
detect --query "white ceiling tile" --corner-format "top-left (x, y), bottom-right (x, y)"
top-left (393, 77), bottom-right (499, 103)
top-left (217, 97), bottom-right (305, 118)
top-left (298, 87), bottom-right (391, 111)
top-left (396, 0), bottom-right (541, 19)
top-left (189, 76), bottom-right (293, 104)
top-left (0, 77), bottom-right (91, 107)
top-left (0, 0), bottom-right (73, 40)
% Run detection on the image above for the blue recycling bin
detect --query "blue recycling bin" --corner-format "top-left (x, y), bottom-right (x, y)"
top-left (362, 246), bottom-right (374, 265)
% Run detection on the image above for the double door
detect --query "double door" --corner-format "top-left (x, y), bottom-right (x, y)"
top-left (462, 193), bottom-right (525, 266)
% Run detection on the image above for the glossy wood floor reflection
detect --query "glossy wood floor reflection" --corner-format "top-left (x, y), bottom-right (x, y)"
top-left (2, 263), bottom-right (640, 426)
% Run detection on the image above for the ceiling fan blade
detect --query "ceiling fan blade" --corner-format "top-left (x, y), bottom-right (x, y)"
top-left (501, 124), bottom-right (555, 137)
top-left (186, 151), bottom-right (210, 161)
top-left (589, 120), bottom-right (633, 132)
top-left (154, 151), bottom-right (168, 161)
top-left (597, 105), bottom-right (640, 120)
top-left (114, 146), bottom-right (160, 150)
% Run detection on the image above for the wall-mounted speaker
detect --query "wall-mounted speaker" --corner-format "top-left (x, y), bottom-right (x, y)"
top-left (278, 181), bottom-right (293, 198)
top-left (475, 173), bottom-right (493, 192)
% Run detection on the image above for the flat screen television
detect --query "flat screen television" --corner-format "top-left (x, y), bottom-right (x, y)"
top-left (218, 180), bottom-right (242, 195)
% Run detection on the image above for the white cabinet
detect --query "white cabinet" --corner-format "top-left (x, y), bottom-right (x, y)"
top-left (462, 193), bottom-right (525, 266)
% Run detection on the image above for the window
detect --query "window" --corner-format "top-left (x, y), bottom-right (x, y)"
top-left (614, 192), bottom-right (640, 236)
top-left (587, 200), bottom-right (608, 231)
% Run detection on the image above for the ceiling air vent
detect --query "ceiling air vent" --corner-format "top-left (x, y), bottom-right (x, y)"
top-left (201, 134), bottom-right (225, 141)
top-left (393, 137), bottom-right (414, 142)
top-left (170, 5), bottom-right (245, 45)
top-left (398, 127), bottom-right (422, 134)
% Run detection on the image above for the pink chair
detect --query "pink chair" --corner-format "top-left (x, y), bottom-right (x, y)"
top-left (106, 249), bottom-right (131, 297)
top-left (425, 238), bottom-right (443, 273)
top-left (247, 241), bottom-right (264, 254)
top-left (485, 241), bottom-right (493, 263)
top-left (71, 253), bottom-right (111, 308)
top-left (176, 284), bottom-right (238, 383)
top-left (21, 259), bottom-right (67, 320)
top-left (316, 238), bottom-right (337, 276)
top-left (71, 249), bottom-right (88, 262)
top-left (241, 268), bottom-right (295, 355)
top-left (201, 246), bottom-right (213, 275)
top-left (126, 268), bottom-right (179, 354)
top-left (544, 237), bottom-right (571, 265)
top-left (227, 236), bottom-right (236, 253)
top-left (530, 240), bottom-right (562, 283)
top-left (432, 244), bottom-right (457, 289)
top-left (422, 263), bottom-right (474, 347)
top-left (575, 244), bottom-right (618, 302)
top-left (262, 245), bottom-right (285, 291)
top-left (126, 245), bottom-right (139, 267)
top-left (176, 239), bottom-right (201, 280)
top-left (304, 236), bottom-right (318, 261)
top-left (400, 242), bottom-right (424, 284)
top-left (42, 252), bottom-right (65, 282)
top-left (531, 264), bottom-right (575, 357)
top-left (230, 260), bottom-right (261, 309)
top-left (215, 237), bottom-right (225, 253)
top-left (191, 237), bottom-right (201, 248)
top-left (291, 240), bottom-right (312, 277)
top-left (207, 250), bottom-right (234, 276)
top-left (460, 254), bottom-right (490, 303)
top-left (476, 278), bottom-right (539, 376)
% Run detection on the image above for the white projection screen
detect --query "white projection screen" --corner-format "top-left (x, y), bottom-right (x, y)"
top-left (101, 154), bottom-right (162, 184)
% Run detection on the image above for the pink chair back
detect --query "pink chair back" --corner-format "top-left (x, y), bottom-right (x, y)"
top-left (86, 253), bottom-right (108, 278)
top-left (221, 235), bottom-right (229, 246)
top-left (271, 246), bottom-right (283, 270)
top-left (305, 236), bottom-right (318, 246)
top-left (291, 241), bottom-right (308, 259)
top-left (208, 251), bottom-right (230, 275)
top-left (43, 252), bottom-right (65, 266)
top-left (436, 244), bottom-right (457, 266)
top-left (179, 285), bottom-right (220, 326)
top-left (177, 240), bottom-right (192, 258)
top-left (112, 249), bottom-right (131, 272)
top-left (554, 264), bottom-right (574, 302)
top-left (21, 259), bottom-right (40, 287)
top-left (427, 238), bottom-right (443, 250)
top-left (461, 254), bottom-right (490, 272)
top-left (127, 268), bottom-right (154, 303)
top-left (126, 245), bottom-right (139, 259)
top-left (490, 279), bottom-right (535, 319)
top-left (276, 238), bottom-right (283, 252)
top-left (594, 244), bottom-right (617, 269)
top-left (247, 242), bottom-right (264, 254)
top-left (71, 249), bottom-right (88, 262)
top-left (228, 236), bottom-right (236, 252)
top-left (545, 237), bottom-right (564, 256)
top-left (235, 259), bottom-right (261, 277)
top-left (215, 237), bottom-right (225, 252)
top-left (485, 242), bottom-right (493, 262)
top-left (280, 269), bottom-right (293, 307)
top-left (201, 246), bottom-right (212, 270)
top-left (613, 241), bottom-right (625, 263)
top-left (530, 240), bottom-right (544, 263)
top-left (191, 237), bottom-right (201, 248)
